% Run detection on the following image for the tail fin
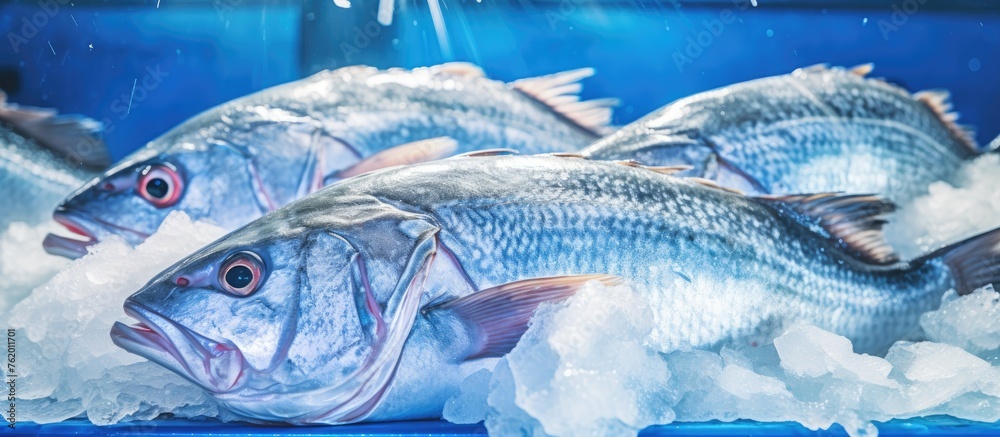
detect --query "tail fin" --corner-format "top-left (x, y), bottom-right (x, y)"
top-left (919, 227), bottom-right (1000, 295)
top-left (0, 90), bottom-right (111, 169)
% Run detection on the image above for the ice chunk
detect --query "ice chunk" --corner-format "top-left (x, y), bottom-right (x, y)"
top-left (442, 369), bottom-right (492, 424)
top-left (2, 212), bottom-right (225, 424)
top-left (0, 220), bottom-right (69, 314)
top-left (717, 364), bottom-right (791, 400)
top-left (921, 286), bottom-right (1000, 358)
top-left (888, 154), bottom-right (1000, 257)
top-left (775, 324), bottom-right (895, 387)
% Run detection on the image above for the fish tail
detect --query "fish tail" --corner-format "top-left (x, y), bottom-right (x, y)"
top-left (919, 227), bottom-right (1000, 295)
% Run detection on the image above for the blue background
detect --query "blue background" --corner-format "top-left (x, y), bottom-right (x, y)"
top-left (2, 0), bottom-right (1000, 434)
top-left (1, 0), bottom-right (998, 161)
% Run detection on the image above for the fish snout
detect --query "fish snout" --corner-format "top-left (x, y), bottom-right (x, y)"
top-left (43, 206), bottom-right (152, 259)
top-left (112, 301), bottom-right (247, 394)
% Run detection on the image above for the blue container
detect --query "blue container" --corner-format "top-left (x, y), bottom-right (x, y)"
top-left (2, 0), bottom-right (999, 434)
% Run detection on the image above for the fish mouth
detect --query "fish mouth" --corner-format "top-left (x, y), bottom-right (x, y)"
top-left (111, 303), bottom-right (247, 393)
top-left (43, 209), bottom-right (150, 259)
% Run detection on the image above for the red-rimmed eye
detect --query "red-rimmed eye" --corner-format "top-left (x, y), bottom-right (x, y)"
top-left (219, 251), bottom-right (264, 297)
top-left (137, 164), bottom-right (183, 208)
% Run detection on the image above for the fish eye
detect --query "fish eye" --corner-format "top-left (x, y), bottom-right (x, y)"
top-left (218, 251), bottom-right (265, 297)
top-left (137, 164), bottom-right (183, 208)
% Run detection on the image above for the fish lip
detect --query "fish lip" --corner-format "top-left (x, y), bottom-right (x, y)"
top-left (42, 233), bottom-right (92, 259)
top-left (112, 302), bottom-right (247, 394)
top-left (44, 209), bottom-right (151, 258)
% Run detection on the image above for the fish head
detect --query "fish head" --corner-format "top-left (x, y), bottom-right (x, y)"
top-left (44, 106), bottom-right (361, 259)
top-left (111, 193), bottom-right (440, 423)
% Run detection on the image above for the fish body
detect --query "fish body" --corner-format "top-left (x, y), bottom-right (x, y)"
top-left (111, 155), bottom-right (999, 425)
top-left (581, 64), bottom-right (979, 202)
top-left (46, 63), bottom-right (615, 258)
top-left (0, 94), bottom-right (108, 230)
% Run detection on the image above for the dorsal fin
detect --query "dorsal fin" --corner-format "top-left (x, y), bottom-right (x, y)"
top-left (685, 177), bottom-right (745, 195)
top-left (0, 91), bottom-right (111, 169)
top-left (453, 148), bottom-right (519, 158)
top-left (792, 63), bottom-right (830, 76)
top-left (988, 134), bottom-right (1000, 152)
top-left (615, 159), bottom-right (644, 168)
top-left (428, 62), bottom-right (486, 78)
top-left (510, 68), bottom-right (619, 136)
top-left (913, 89), bottom-right (979, 153)
top-left (849, 62), bottom-right (874, 77)
top-left (647, 165), bottom-right (693, 175)
top-left (755, 193), bottom-right (899, 265)
top-left (646, 165), bottom-right (694, 176)
top-left (792, 63), bottom-right (873, 78)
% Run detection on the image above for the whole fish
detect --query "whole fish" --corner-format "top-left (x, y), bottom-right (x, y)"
top-left (111, 154), bottom-right (999, 425)
top-left (45, 63), bottom-right (617, 258)
top-left (0, 92), bottom-right (110, 230)
top-left (581, 64), bottom-right (996, 202)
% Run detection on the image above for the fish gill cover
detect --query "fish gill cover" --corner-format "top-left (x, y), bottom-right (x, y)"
top-left (3, 153), bottom-right (1000, 433)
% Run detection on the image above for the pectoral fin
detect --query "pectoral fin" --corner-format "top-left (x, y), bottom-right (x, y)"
top-left (428, 274), bottom-right (622, 360)
top-left (337, 136), bottom-right (459, 178)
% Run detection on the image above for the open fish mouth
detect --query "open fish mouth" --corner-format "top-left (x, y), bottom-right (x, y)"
top-left (111, 303), bottom-right (247, 394)
top-left (43, 209), bottom-right (150, 259)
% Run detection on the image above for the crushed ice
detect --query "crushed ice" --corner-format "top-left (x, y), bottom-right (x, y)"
top-left (0, 221), bottom-right (69, 314)
top-left (887, 153), bottom-right (1000, 257)
top-left (446, 284), bottom-right (1000, 437)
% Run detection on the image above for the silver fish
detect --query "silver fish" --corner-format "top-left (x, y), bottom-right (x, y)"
top-left (0, 91), bottom-right (110, 231)
top-left (45, 63), bottom-right (617, 258)
top-left (581, 64), bottom-right (993, 202)
top-left (111, 154), bottom-right (1000, 425)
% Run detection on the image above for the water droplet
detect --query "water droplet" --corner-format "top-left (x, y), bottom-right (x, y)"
top-left (305, 12), bottom-right (315, 21)
top-left (969, 58), bottom-right (981, 72)
top-left (862, 17), bottom-right (868, 25)
top-left (766, 29), bottom-right (774, 37)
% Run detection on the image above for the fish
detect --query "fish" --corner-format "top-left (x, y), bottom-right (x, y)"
top-left (0, 91), bottom-right (110, 231)
top-left (45, 63), bottom-right (618, 258)
top-left (111, 153), bottom-right (1000, 425)
top-left (580, 63), bottom-right (996, 202)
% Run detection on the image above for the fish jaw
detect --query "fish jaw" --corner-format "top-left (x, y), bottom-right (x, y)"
top-left (111, 301), bottom-right (247, 394)
top-left (43, 207), bottom-right (151, 258)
